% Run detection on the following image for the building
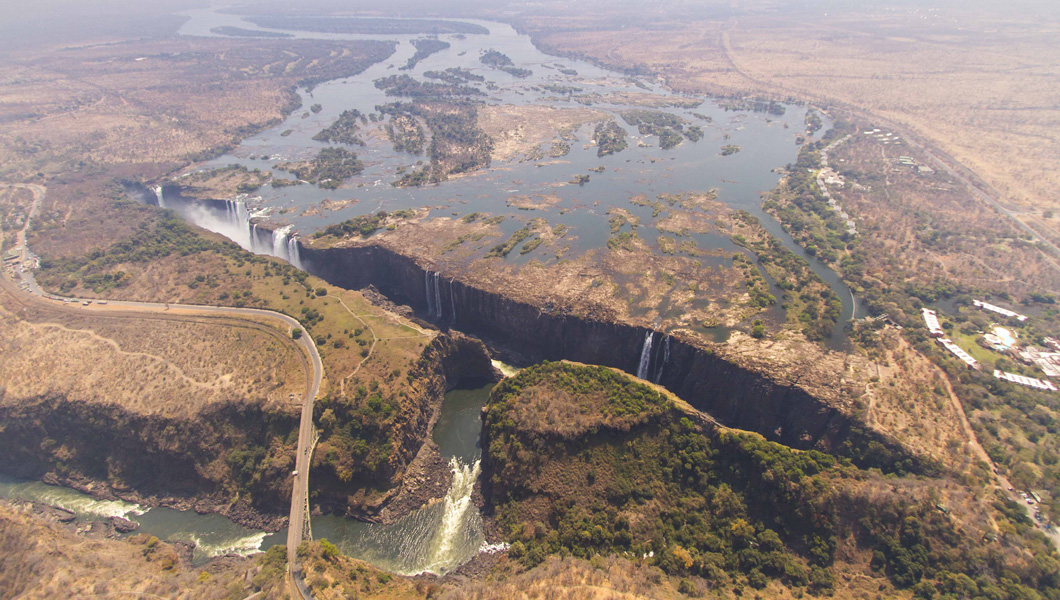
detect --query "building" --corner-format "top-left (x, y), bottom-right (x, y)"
top-left (938, 337), bottom-right (979, 369)
top-left (1019, 347), bottom-right (1060, 378)
top-left (994, 370), bottom-right (1057, 392)
top-left (973, 299), bottom-right (1028, 322)
top-left (922, 308), bottom-right (944, 337)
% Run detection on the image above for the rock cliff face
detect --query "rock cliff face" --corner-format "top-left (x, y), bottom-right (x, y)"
top-left (0, 332), bottom-right (499, 527)
top-left (0, 395), bottom-right (298, 528)
top-left (302, 243), bottom-right (924, 472)
top-left (310, 331), bottom-right (499, 520)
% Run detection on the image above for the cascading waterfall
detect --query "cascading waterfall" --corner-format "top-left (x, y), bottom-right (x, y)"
top-left (654, 335), bottom-right (671, 384)
top-left (425, 271), bottom-right (435, 317)
top-left (180, 197), bottom-right (303, 267)
top-left (433, 272), bottom-right (444, 320)
top-left (449, 278), bottom-right (457, 325)
top-left (420, 459), bottom-right (481, 574)
top-left (636, 331), bottom-right (655, 380)
top-left (153, 186), bottom-right (166, 209)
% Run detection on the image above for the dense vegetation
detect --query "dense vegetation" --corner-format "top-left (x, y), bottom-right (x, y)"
top-left (312, 109), bottom-right (365, 146)
top-left (480, 49), bottom-right (533, 78)
top-left (373, 74), bottom-right (484, 99)
top-left (620, 110), bottom-right (699, 149)
top-left (401, 38), bottom-right (450, 70)
top-left (384, 114), bottom-right (426, 155)
top-left (720, 98), bottom-right (787, 115)
top-left (423, 67), bottom-right (485, 85)
top-left (277, 147), bottom-right (364, 189)
top-left (731, 211), bottom-right (842, 340)
top-left (314, 209), bottom-right (417, 239)
top-left (594, 121), bottom-right (628, 157)
top-left (377, 102), bottom-right (492, 184)
top-left (482, 362), bottom-right (1060, 598)
top-left (485, 222), bottom-right (537, 258)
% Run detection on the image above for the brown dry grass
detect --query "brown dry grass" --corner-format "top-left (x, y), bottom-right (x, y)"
top-left (0, 501), bottom-right (266, 599)
top-left (864, 332), bottom-right (978, 470)
top-left (0, 286), bottom-right (306, 418)
top-left (478, 104), bottom-right (609, 162)
top-left (832, 133), bottom-right (1060, 296)
top-left (0, 39), bottom-right (393, 179)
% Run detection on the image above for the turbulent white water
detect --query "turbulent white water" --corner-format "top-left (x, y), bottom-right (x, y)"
top-left (491, 359), bottom-right (521, 378)
top-left (180, 197), bottom-right (303, 267)
top-left (418, 459), bottom-right (482, 574)
top-left (153, 185), bottom-right (166, 209)
top-left (45, 492), bottom-right (146, 519)
top-left (636, 331), bottom-right (655, 380)
top-left (189, 531), bottom-right (268, 558)
top-left (315, 457), bottom-right (488, 576)
top-left (433, 272), bottom-right (444, 320)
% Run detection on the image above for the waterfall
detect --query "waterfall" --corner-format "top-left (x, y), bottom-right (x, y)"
top-left (433, 272), bottom-right (443, 320)
top-left (425, 271), bottom-right (435, 316)
top-left (153, 186), bottom-right (166, 209)
top-left (654, 335), bottom-right (670, 384)
top-left (287, 235), bottom-right (303, 270)
top-left (636, 331), bottom-right (655, 380)
top-left (421, 459), bottom-right (481, 573)
top-left (449, 278), bottom-right (457, 325)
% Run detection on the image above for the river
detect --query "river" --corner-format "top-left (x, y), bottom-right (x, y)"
top-left (171, 8), bottom-right (862, 345)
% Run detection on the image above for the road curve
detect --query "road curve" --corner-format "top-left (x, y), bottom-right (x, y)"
top-left (1, 184), bottom-right (323, 599)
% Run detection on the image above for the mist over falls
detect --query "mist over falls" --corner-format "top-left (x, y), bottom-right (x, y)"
top-left (151, 186), bottom-right (303, 269)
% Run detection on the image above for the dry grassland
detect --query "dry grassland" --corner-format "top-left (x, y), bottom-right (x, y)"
top-left (0, 39), bottom-right (393, 179)
top-left (0, 288), bottom-right (306, 418)
top-left (0, 502), bottom-right (270, 599)
top-left (816, 131), bottom-right (1060, 298)
top-left (478, 104), bottom-right (608, 162)
top-left (864, 333), bottom-right (980, 470)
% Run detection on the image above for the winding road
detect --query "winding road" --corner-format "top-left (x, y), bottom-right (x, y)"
top-left (1, 184), bottom-right (323, 599)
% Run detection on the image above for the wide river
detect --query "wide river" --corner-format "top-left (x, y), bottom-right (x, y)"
top-left (175, 8), bottom-right (863, 341)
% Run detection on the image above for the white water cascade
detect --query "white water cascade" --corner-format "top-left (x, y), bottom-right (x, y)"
top-left (654, 335), bottom-right (671, 384)
top-left (424, 271), bottom-right (444, 320)
top-left (636, 331), bottom-right (655, 380)
top-left (419, 459), bottom-right (482, 574)
top-left (449, 278), bottom-right (457, 325)
top-left (153, 186), bottom-right (166, 209)
top-left (433, 272), bottom-right (444, 319)
top-left (178, 197), bottom-right (303, 268)
top-left (425, 271), bottom-right (435, 316)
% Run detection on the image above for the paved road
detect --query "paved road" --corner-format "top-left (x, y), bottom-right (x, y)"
top-left (2, 184), bottom-right (323, 599)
